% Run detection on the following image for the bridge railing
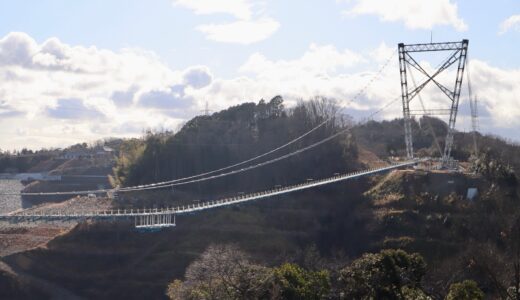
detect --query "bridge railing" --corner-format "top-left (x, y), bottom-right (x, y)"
top-left (0, 161), bottom-right (418, 221)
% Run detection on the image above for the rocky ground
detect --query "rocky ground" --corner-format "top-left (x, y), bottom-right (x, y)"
top-left (0, 196), bottom-right (115, 299)
top-left (10, 195), bottom-right (113, 216)
top-left (0, 223), bottom-right (72, 257)
top-left (1, 196), bottom-right (113, 258)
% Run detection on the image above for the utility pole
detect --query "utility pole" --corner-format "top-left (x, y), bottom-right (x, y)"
top-left (470, 95), bottom-right (479, 156)
top-left (467, 58), bottom-right (479, 157)
top-left (201, 101), bottom-right (212, 116)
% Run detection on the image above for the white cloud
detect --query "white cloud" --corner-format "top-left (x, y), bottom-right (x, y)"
top-left (1, 31), bottom-right (520, 149)
top-left (173, 0), bottom-right (252, 20)
top-left (45, 98), bottom-right (106, 120)
top-left (182, 66), bottom-right (213, 89)
top-left (0, 32), bottom-right (38, 66)
top-left (205, 43), bottom-right (383, 111)
top-left (208, 44), bottom-right (520, 137)
top-left (0, 32), bottom-right (196, 149)
top-left (343, 0), bottom-right (467, 31)
top-left (197, 17), bottom-right (279, 44)
top-left (499, 14), bottom-right (520, 35)
top-left (467, 60), bottom-right (520, 127)
top-left (240, 43), bottom-right (365, 77)
top-left (174, 0), bottom-right (279, 44)
top-left (369, 42), bottom-right (395, 63)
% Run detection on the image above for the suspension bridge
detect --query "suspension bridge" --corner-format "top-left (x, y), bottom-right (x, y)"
top-left (0, 40), bottom-right (477, 231)
top-left (0, 160), bottom-right (419, 229)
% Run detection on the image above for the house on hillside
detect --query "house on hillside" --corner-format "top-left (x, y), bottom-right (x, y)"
top-left (58, 145), bottom-right (115, 167)
top-left (60, 149), bottom-right (92, 159)
top-left (96, 146), bottom-right (114, 156)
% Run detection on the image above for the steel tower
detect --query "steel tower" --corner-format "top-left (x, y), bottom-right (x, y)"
top-left (398, 39), bottom-right (469, 166)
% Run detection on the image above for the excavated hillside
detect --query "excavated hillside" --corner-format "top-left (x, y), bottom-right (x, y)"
top-left (22, 158), bottom-right (113, 205)
top-left (364, 169), bottom-right (489, 261)
top-left (4, 166), bottom-right (511, 299)
top-left (3, 178), bottom-right (372, 299)
top-left (8, 158), bottom-right (520, 299)
top-left (2, 110), bottom-right (519, 298)
top-left (0, 268), bottom-right (48, 299)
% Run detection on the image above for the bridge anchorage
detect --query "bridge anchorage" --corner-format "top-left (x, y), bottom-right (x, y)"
top-left (398, 40), bottom-right (469, 169)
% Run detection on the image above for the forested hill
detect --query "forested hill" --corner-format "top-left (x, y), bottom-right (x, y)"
top-left (112, 96), bottom-right (358, 198)
top-left (113, 96), bottom-right (520, 193)
top-left (6, 97), bottom-right (520, 299)
top-left (353, 117), bottom-right (520, 174)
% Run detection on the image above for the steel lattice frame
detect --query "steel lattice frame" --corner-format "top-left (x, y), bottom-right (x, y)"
top-left (398, 40), bottom-right (469, 165)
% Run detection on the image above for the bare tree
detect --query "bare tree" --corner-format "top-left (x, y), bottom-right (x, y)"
top-left (167, 244), bottom-right (273, 300)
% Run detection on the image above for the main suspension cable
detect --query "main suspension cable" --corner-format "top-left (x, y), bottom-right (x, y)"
top-left (0, 94), bottom-right (401, 196)
top-left (83, 96), bottom-right (402, 193)
top-left (0, 53), bottom-right (399, 196)
top-left (118, 50), bottom-right (397, 191)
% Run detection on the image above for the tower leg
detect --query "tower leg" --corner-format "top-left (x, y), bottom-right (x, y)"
top-left (442, 40), bottom-right (469, 167)
top-left (399, 43), bottom-right (413, 159)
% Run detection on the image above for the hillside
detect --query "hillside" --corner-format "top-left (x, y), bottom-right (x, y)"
top-left (1, 97), bottom-right (520, 299)
top-left (3, 179), bottom-right (373, 299)
top-left (5, 166), bottom-right (518, 298)
top-left (21, 158), bottom-right (113, 205)
top-left (112, 97), bottom-right (359, 208)
top-left (354, 117), bottom-right (520, 174)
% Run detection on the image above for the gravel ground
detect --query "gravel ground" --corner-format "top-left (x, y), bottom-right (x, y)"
top-left (1, 196), bottom-right (114, 257)
top-left (0, 223), bottom-right (73, 257)
top-left (0, 180), bottom-right (23, 214)
top-left (10, 196), bottom-right (114, 216)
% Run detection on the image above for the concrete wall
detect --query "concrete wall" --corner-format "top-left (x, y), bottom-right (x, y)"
top-left (0, 173), bottom-right (61, 181)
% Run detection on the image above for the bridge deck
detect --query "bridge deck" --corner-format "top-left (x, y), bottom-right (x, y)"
top-left (0, 161), bottom-right (418, 224)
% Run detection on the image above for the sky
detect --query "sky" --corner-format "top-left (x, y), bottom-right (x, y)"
top-left (0, 0), bottom-right (519, 150)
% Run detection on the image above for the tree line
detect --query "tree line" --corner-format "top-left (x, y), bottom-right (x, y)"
top-left (166, 244), bottom-right (484, 300)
